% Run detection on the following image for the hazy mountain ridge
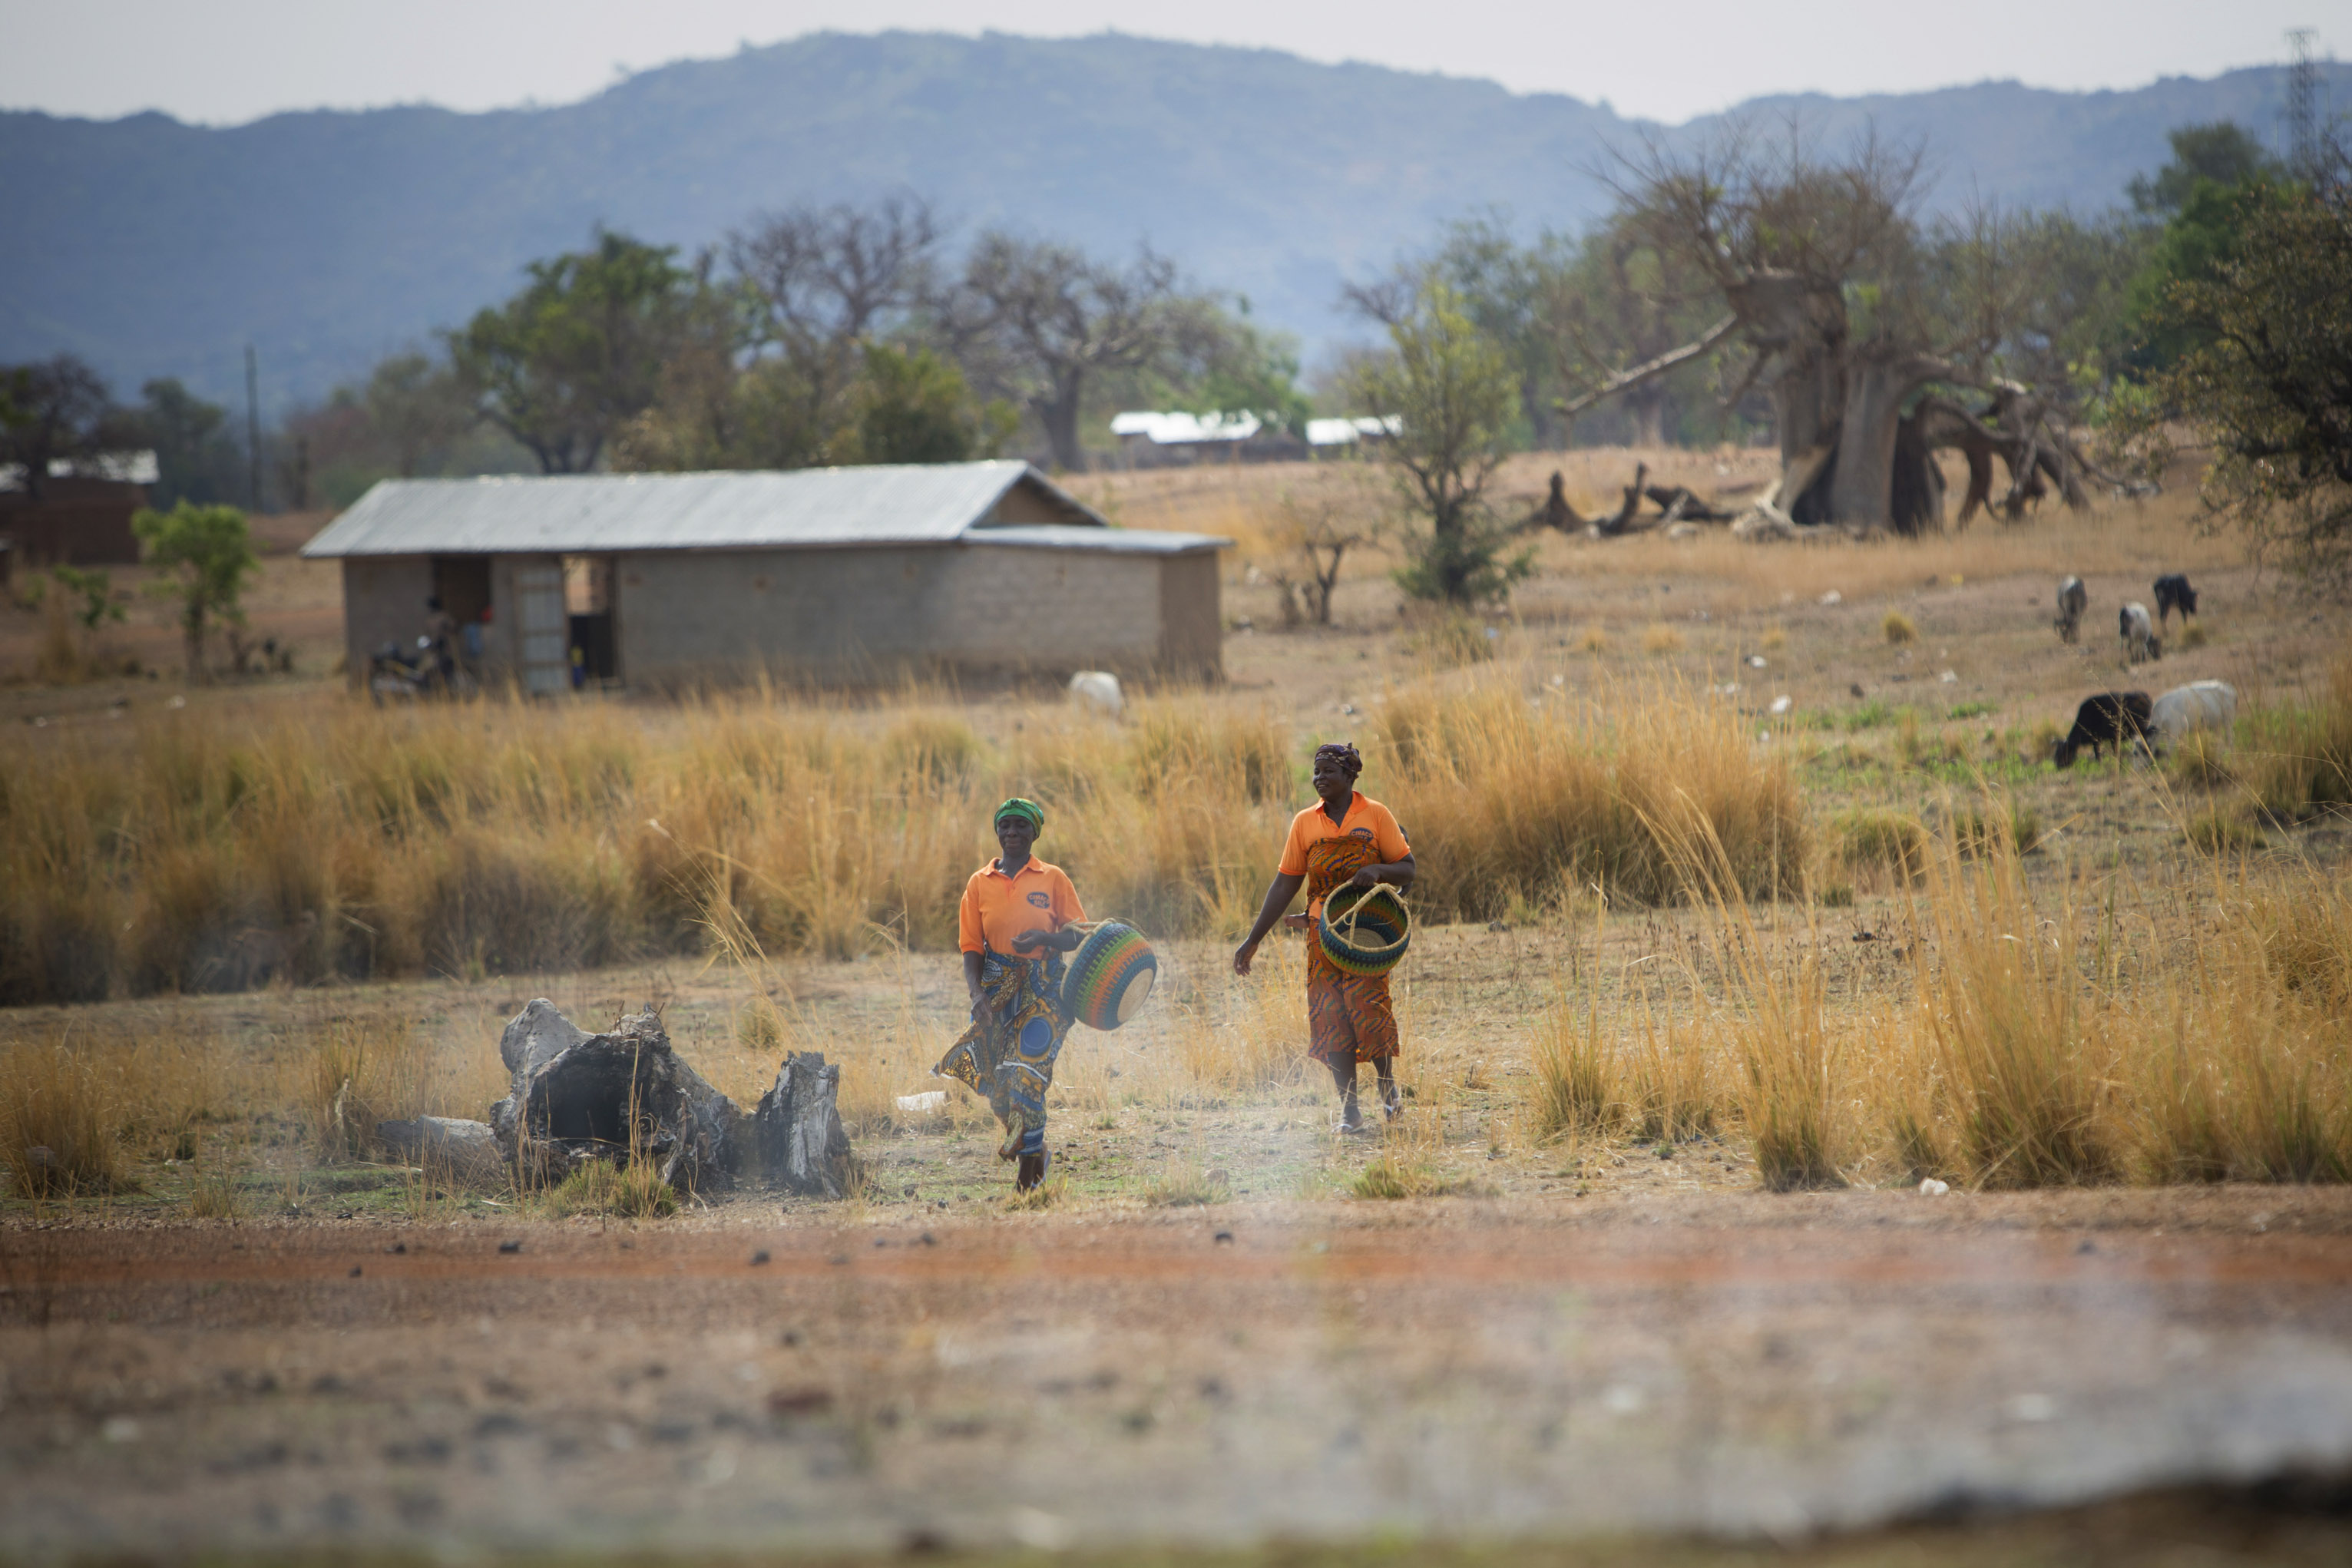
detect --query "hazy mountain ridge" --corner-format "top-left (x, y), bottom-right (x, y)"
top-left (2, 31), bottom-right (2337, 409)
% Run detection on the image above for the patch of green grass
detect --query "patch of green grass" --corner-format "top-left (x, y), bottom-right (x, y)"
top-left (1946, 700), bottom-right (1998, 721)
top-left (1844, 700), bottom-right (1896, 732)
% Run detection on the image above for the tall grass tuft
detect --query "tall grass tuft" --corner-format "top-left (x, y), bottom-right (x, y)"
top-left (1, 1036), bottom-right (131, 1196)
top-left (1380, 672), bottom-right (1806, 915)
top-left (1912, 835), bottom-right (2115, 1187)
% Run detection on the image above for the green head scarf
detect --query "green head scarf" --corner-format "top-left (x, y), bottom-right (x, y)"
top-left (994, 796), bottom-right (1045, 835)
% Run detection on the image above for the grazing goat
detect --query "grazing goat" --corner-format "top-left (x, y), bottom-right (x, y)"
top-left (2053, 691), bottom-right (2154, 769)
top-left (2149, 680), bottom-right (2237, 750)
top-left (2054, 575), bottom-right (2088, 643)
top-left (2153, 574), bottom-right (2198, 630)
top-left (1067, 670), bottom-right (1124, 715)
top-left (2119, 601), bottom-right (2161, 664)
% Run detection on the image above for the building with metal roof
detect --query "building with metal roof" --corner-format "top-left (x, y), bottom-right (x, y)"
top-left (303, 462), bottom-right (1229, 692)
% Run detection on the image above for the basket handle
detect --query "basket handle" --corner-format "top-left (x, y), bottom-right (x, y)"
top-left (1324, 882), bottom-right (1410, 957)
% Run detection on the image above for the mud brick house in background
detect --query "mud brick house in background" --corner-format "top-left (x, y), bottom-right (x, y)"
top-left (301, 461), bottom-right (1230, 692)
top-left (0, 450), bottom-right (154, 585)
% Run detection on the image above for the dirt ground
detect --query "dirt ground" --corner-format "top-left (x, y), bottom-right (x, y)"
top-left (6, 453), bottom-right (2352, 1561)
top-left (8, 1191), bottom-right (2352, 1562)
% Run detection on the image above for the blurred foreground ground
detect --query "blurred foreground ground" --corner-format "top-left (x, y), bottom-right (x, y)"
top-left (6, 1188), bottom-right (2352, 1563)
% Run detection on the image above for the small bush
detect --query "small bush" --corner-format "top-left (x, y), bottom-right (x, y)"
top-left (2, 1040), bottom-right (131, 1197)
top-left (186, 1152), bottom-right (243, 1219)
top-left (2185, 808), bottom-right (2264, 855)
top-left (1348, 1152), bottom-right (1487, 1199)
top-left (1531, 1004), bottom-right (1619, 1139)
top-left (1641, 623), bottom-right (1685, 655)
top-left (1144, 1159), bottom-right (1231, 1206)
top-left (1404, 613), bottom-right (1498, 667)
top-left (1837, 810), bottom-right (1926, 885)
top-left (1762, 626), bottom-right (1788, 652)
top-left (2180, 624), bottom-right (2210, 649)
top-left (1954, 802), bottom-right (2040, 858)
top-left (2173, 729), bottom-right (2234, 789)
top-left (1883, 610), bottom-right (1918, 645)
top-left (1578, 625), bottom-right (1610, 654)
top-left (540, 1158), bottom-right (677, 1219)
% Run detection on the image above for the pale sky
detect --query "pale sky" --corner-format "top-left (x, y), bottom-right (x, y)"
top-left (0, 1), bottom-right (2334, 126)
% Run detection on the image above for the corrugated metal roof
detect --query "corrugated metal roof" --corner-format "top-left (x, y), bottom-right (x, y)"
top-left (300, 461), bottom-right (1115, 558)
top-left (965, 525), bottom-right (1229, 555)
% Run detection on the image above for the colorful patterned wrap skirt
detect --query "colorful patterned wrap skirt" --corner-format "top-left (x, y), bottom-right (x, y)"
top-left (1305, 836), bottom-right (1401, 1068)
top-left (934, 951), bottom-right (1073, 1156)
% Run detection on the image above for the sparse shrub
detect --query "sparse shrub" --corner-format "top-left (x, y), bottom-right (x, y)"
top-left (1641, 622), bottom-right (1685, 655)
top-left (1531, 1001), bottom-right (1621, 1139)
top-left (1762, 625), bottom-right (1788, 653)
top-left (2185, 808), bottom-right (2264, 854)
top-left (1837, 810), bottom-right (1926, 885)
top-left (539, 1157), bottom-right (678, 1219)
top-left (2181, 624), bottom-right (2210, 649)
top-left (1348, 1152), bottom-right (1487, 1199)
top-left (1144, 1159), bottom-right (1230, 1206)
top-left (1954, 802), bottom-right (2040, 858)
top-left (1883, 610), bottom-right (1918, 645)
top-left (2173, 728), bottom-right (2234, 789)
top-left (1, 1039), bottom-right (131, 1197)
top-left (1403, 611), bottom-right (1497, 667)
top-left (306, 1014), bottom-right (432, 1163)
top-left (1815, 878), bottom-right (1855, 908)
top-left (1578, 625), bottom-right (1609, 653)
top-left (186, 1149), bottom-right (243, 1219)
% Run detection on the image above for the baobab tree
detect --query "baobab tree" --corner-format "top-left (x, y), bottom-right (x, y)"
top-left (1564, 124), bottom-right (2128, 534)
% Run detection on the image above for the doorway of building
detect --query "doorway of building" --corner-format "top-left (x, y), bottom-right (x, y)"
top-left (431, 557), bottom-right (491, 667)
top-left (562, 555), bottom-right (619, 686)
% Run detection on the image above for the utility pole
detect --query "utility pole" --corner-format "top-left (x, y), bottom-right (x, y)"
top-left (244, 342), bottom-right (263, 513)
top-left (2286, 28), bottom-right (2321, 182)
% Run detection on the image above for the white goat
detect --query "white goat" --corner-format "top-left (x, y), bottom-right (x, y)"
top-left (2149, 680), bottom-right (2237, 751)
top-left (1067, 670), bottom-right (1124, 716)
top-left (2119, 602), bottom-right (2160, 664)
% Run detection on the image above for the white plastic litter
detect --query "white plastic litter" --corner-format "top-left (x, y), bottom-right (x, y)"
top-left (1746, 654), bottom-right (1767, 669)
top-left (1769, 695), bottom-right (1793, 715)
top-left (1918, 1177), bottom-right (1950, 1196)
top-left (895, 1090), bottom-right (948, 1115)
top-left (1819, 590), bottom-right (1843, 605)
top-left (1939, 670), bottom-right (1959, 683)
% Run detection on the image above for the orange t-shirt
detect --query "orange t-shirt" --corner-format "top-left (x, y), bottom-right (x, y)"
top-left (958, 857), bottom-right (1086, 957)
top-left (1278, 792), bottom-right (1411, 915)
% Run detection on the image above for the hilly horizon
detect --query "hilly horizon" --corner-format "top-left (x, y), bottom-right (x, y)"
top-left (3, 29), bottom-right (2338, 413)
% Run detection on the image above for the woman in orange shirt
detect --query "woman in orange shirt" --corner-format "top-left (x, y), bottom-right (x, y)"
top-left (1232, 743), bottom-right (1415, 1133)
top-left (932, 796), bottom-right (1086, 1192)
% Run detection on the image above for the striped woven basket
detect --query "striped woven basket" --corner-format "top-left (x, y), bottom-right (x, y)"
top-left (1060, 921), bottom-right (1158, 1031)
top-left (1316, 884), bottom-right (1411, 978)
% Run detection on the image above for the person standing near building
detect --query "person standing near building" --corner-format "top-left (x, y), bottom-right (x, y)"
top-left (1232, 743), bottom-right (1414, 1132)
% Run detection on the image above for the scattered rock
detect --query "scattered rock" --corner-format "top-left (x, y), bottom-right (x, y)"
top-left (498, 1239), bottom-right (522, 1254)
top-left (750, 1249), bottom-right (771, 1266)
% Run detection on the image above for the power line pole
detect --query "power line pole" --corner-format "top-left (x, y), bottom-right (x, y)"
top-left (244, 342), bottom-right (263, 513)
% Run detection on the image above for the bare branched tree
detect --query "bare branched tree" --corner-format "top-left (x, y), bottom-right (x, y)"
top-left (1567, 120), bottom-right (2135, 534)
top-left (943, 234), bottom-right (1220, 471)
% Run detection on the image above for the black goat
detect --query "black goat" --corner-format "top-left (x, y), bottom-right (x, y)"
top-left (2153, 574), bottom-right (2198, 630)
top-left (2053, 691), bottom-right (2154, 769)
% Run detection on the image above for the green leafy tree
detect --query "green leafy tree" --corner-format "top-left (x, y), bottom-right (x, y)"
top-left (0, 354), bottom-right (113, 501)
top-left (449, 230), bottom-right (713, 473)
top-left (846, 343), bottom-right (1014, 465)
top-left (129, 378), bottom-right (245, 507)
top-left (2136, 174), bottom-right (2352, 586)
top-left (1349, 276), bottom-right (1530, 605)
top-left (2129, 122), bottom-right (2279, 216)
top-left (132, 501), bottom-right (260, 679)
